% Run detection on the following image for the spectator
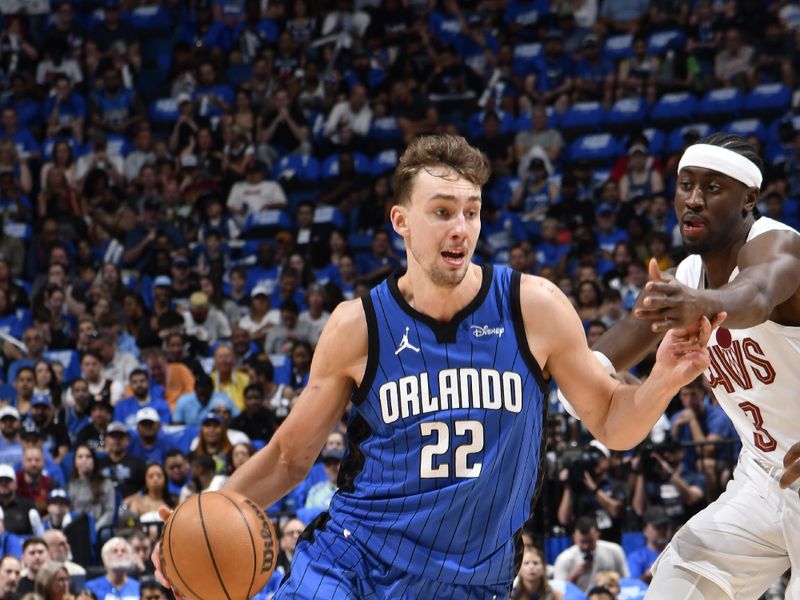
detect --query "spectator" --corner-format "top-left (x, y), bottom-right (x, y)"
top-left (173, 373), bottom-right (237, 427)
top-left (226, 161), bottom-right (287, 219)
top-left (191, 413), bottom-right (233, 474)
top-left (0, 407), bottom-right (23, 467)
top-left (85, 538), bottom-right (139, 600)
top-left (553, 516), bottom-right (629, 592)
top-left (41, 529), bottom-right (85, 588)
top-left (33, 560), bottom-right (70, 600)
top-left (96, 422), bottom-right (145, 499)
top-left (585, 585), bottom-right (615, 600)
top-left (510, 545), bottom-right (563, 600)
top-left (323, 84), bottom-right (372, 148)
top-left (66, 445), bottom-right (115, 534)
top-left (15, 447), bottom-right (54, 516)
top-left (178, 454), bottom-right (227, 503)
top-left (229, 384), bottom-right (274, 443)
top-left (74, 400), bottom-right (114, 452)
top-left (17, 537), bottom-right (49, 595)
top-left (0, 555), bottom-right (21, 599)
top-left (275, 517), bottom-right (305, 578)
top-left (139, 576), bottom-right (168, 600)
top-left (126, 409), bottom-right (173, 466)
top-left (79, 352), bottom-right (124, 408)
top-left (182, 292), bottom-right (231, 346)
top-left (304, 448), bottom-right (342, 511)
top-left (0, 511), bottom-right (24, 559)
top-left (210, 345), bottom-right (249, 411)
top-left (113, 371), bottom-right (171, 430)
top-left (22, 397), bottom-right (68, 465)
top-left (714, 27), bottom-right (755, 89)
top-left (162, 450), bottom-right (189, 504)
top-left (0, 464), bottom-right (40, 536)
top-left (627, 506), bottom-right (673, 584)
top-left (515, 105), bottom-right (562, 173)
top-left (120, 464), bottom-right (173, 519)
top-left (297, 284), bottom-right (330, 348)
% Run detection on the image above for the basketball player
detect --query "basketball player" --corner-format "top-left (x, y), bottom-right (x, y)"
top-left (590, 133), bottom-right (800, 599)
top-left (153, 135), bottom-right (716, 598)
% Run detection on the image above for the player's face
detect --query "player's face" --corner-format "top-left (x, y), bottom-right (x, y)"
top-left (393, 170), bottom-right (481, 288)
top-left (675, 166), bottom-right (756, 255)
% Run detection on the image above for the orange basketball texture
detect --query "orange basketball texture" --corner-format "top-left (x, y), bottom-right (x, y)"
top-left (160, 489), bottom-right (278, 600)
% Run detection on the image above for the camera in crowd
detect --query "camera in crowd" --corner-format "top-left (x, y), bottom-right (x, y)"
top-left (558, 442), bottom-right (605, 486)
top-left (634, 438), bottom-right (681, 478)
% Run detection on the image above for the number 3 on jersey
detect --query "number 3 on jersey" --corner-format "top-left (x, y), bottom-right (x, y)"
top-left (738, 401), bottom-right (778, 452)
top-left (420, 420), bottom-right (484, 479)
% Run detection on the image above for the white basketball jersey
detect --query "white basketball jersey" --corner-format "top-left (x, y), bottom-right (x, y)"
top-left (675, 217), bottom-right (800, 469)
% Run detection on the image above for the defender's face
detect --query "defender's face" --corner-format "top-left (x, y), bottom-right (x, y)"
top-left (393, 169), bottom-right (481, 288)
top-left (675, 166), bottom-right (755, 255)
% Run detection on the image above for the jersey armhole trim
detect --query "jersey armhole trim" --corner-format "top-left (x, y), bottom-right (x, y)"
top-left (351, 292), bottom-right (379, 406)
top-left (510, 270), bottom-right (548, 394)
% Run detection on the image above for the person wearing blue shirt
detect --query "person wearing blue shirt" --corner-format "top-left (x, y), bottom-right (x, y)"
top-left (173, 374), bottom-right (238, 427)
top-left (85, 536), bottom-right (140, 600)
top-left (113, 369), bottom-right (171, 429)
top-left (90, 68), bottom-right (143, 137)
top-left (125, 408), bottom-right (176, 465)
top-left (0, 406), bottom-right (23, 468)
top-left (193, 61), bottom-right (233, 119)
top-left (0, 535), bottom-right (23, 560)
top-left (627, 506), bottom-right (674, 584)
top-left (4, 74), bottom-right (42, 133)
top-left (573, 34), bottom-right (616, 106)
top-left (503, 0), bottom-right (550, 41)
top-left (478, 200), bottom-right (527, 265)
top-left (64, 379), bottom-right (92, 443)
top-left (43, 75), bottom-right (86, 143)
top-left (354, 230), bottom-right (402, 286)
top-left (0, 107), bottom-right (39, 161)
top-left (530, 31), bottom-right (574, 108)
top-left (595, 203), bottom-right (629, 258)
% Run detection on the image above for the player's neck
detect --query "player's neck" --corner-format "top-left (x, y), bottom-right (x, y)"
top-left (397, 263), bottom-right (483, 321)
top-left (701, 217), bottom-right (754, 288)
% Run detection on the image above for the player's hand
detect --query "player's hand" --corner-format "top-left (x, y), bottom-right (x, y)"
top-left (152, 506), bottom-right (186, 598)
top-left (656, 312), bottom-right (726, 384)
top-left (781, 441), bottom-right (800, 489)
top-left (635, 259), bottom-right (718, 333)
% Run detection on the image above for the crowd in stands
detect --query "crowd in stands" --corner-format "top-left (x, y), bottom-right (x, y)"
top-left (0, 0), bottom-right (795, 598)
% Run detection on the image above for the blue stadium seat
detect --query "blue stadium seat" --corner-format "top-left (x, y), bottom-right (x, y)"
top-left (743, 83), bottom-right (792, 118)
top-left (512, 42), bottom-right (543, 77)
top-left (142, 35), bottom-right (174, 68)
top-left (604, 33), bottom-right (633, 62)
top-left (313, 206), bottom-right (346, 230)
top-left (606, 97), bottom-right (649, 132)
top-left (560, 102), bottom-right (606, 137)
top-left (273, 154), bottom-right (321, 184)
top-left (696, 87), bottom-right (744, 123)
top-left (569, 133), bottom-right (621, 165)
top-left (647, 29), bottom-right (685, 55)
top-left (619, 578), bottom-right (648, 600)
top-left (148, 98), bottom-right (180, 129)
top-left (650, 92), bottom-right (698, 127)
top-left (368, 116), bottom-right (403, 143)
top-left (321, 153), bottom-right (371, 178)
top-left (550, 580), bottom-right (587, 600)
top-left (226, 63), bottom-right (253, 88)
top-left (621, 530), bottom-right (645, 555)
top-left (131, 4), bottom-right (172, 33)
top-left (642, 127), bottom-right (666, 155)
top-left (81, 134), bottom-right (129, 158)
top-left (347, 232), bottom-right (373, 253)
top-left (241, 210), bottom-right (293, 240)
top-left (136, 69), bottom-right (168, 102)
top-left (486, 176), bottom-right (521, 207)
top-left (370, 149), bottom-right (398, 176)
top-left (666, 122), bottom-right (712, 154)
top-left (723, 118), bottom-right (768, 141)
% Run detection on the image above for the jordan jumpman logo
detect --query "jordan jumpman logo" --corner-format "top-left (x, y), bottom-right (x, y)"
top-left (395, 326), bottom-right (420, 355)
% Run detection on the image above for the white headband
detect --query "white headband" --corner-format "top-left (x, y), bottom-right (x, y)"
top-left (678, 144), bottom-right (762, 189)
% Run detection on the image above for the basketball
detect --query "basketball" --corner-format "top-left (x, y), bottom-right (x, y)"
top-left (160, 489), bottom-right (278, 600)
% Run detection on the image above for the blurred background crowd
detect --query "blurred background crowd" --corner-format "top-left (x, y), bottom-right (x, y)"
top-left (0, 0), bottom-right (795, 598)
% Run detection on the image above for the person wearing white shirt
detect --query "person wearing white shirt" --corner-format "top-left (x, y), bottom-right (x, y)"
top-left (226, 161), bottom-right (287, 217)
top-left (553, 516), bottom-right (630, 592)
top-left (183, 292), bottom-right (232, 345)
top-left (323, 84), bottom-right (372, 145)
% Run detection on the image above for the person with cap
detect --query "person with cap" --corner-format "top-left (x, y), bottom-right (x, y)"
top-left (97, 422), bottom-right (146, 499)
top-left (0, 407), bottom-right (23, 468)
top-left (525, 29), bottom-right (574, 112)
top-left (226, 159), bottom-right (287, 217)
top-left (189, 411), bottom-right (233, 474)
top-left (302, 446), bottom-right (343, 511)
top-left (0, 461), bottom-right (42, 537)
top-left (619, 141), bottom-right (664, 203)
top-left (23, 395), bottom-right (69, 465)
top-left (42, 488), bottom-right (72, 530)
top-left (627, 506), bottom-right (674, 584)
top-left (594, 202), bottom-right (628, 259)
top-left (573, 33), bottom-right (615, 106)
top-left (172, 372), bottom-right (237, 427)
top-left (15, 446), bottom-right (54, 516)
top-left (74, 398), bottom-right (114, 452)
top-left (149, 276), bottom-right (173, 317)
top-left (0, 554), bottom-right (22, 598)
top-left (238, 284), bottom-right (275, 343)
top-left (167, 254), bottom-right (197, 309)
top-left (182, 291), bottom-right (231, 345)
top-left (126, 408), bottom-right (174, 465)
top-left (113, 370), bottom-right (171, 430)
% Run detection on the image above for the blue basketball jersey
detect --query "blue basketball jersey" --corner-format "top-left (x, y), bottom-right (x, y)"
top-left (328, 265), bottom-right (548, 587)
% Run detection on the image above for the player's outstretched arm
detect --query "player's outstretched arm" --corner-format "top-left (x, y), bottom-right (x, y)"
top-left (520, 274), bottom-right (720, 450)
top-left (637, 231), bottom-right (800, 332)
top-left (225, 298), bottom-right (367, 507)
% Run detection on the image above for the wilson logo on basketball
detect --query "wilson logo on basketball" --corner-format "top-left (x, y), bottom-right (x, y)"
top-left (244, 497), bottom-right (278, 573)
